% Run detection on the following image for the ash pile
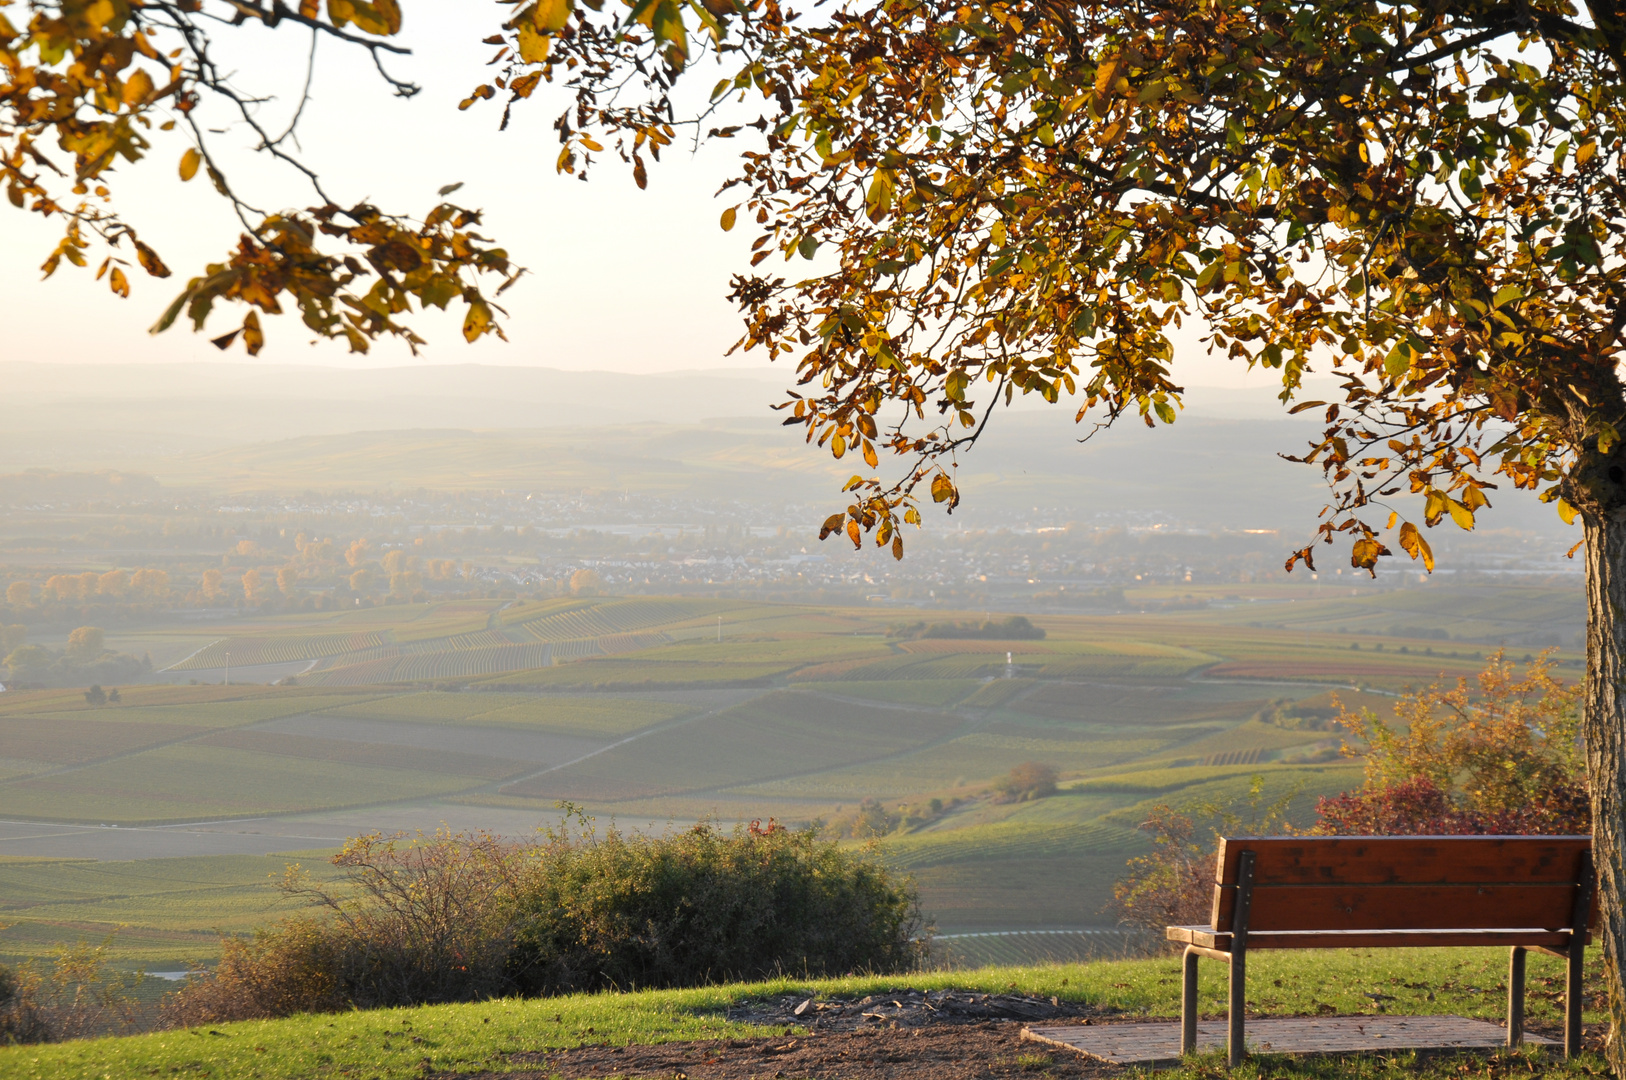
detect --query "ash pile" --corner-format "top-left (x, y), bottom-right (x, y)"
top-left (726, 989), bottom-right (1110, 1031)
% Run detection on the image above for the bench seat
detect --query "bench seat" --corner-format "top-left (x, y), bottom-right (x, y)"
top-left (1166, 925), bottom-right (1579, 951)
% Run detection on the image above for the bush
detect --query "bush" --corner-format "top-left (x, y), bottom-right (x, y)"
top-left (1314, 650), bottom-right (1587, 834)
top-left (993, 761), bottom-right (1057, 803)
top-left (163, 817), bottom-right (923, 1023)
top-left (164, 829), bottom-right (525, 1022)
top-left (1313, 775), bottom-right (1589, 835)
top-left (160, 919), bottom-right (347, 1027)
top-left (511, 818), bottom-right (923, 994)
top-left (1113, 775), bottom-right (1299, 934)
top-left (0, 942), bottom-right (137, 1045)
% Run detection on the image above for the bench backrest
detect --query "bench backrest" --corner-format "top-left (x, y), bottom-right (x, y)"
top-left (1209, 836), bottom-right (1593, 933)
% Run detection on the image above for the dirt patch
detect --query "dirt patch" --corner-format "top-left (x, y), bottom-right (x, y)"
top-left (724, 990), bottom-right (1107, 1031)
top-left (487, 1022), bottom-right (1117, 1080)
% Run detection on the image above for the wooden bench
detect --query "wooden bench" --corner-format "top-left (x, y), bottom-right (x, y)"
top-left (1165, 835), bottom-right (1593, 1066)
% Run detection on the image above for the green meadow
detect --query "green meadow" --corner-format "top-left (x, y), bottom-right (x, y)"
top-left (0, 949), bottom-right (1604, 1080)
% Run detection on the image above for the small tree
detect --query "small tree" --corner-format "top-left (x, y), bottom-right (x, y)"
top-left (1317, 651), bottom-right (1587, 835)
top-left (993, 761), bottom-right (1058, 803)
top-left (1115, 776), bottom-right (1300, 934)
top-left (64, 627), bottom-right (103, 663)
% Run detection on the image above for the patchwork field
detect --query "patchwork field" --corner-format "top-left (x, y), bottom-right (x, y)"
top-left (0, 586), bottom-right (1586, 967)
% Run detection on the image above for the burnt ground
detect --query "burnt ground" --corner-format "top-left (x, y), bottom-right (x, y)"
top-left (464, 991), bottom-right (1120, 1080)
top-left (724, 990), bottom-right (1110, 1031)
top-left (447, 990), bottom-right (1606, 1080)
top-left (488, 1022), bottom-right (1114, 1080)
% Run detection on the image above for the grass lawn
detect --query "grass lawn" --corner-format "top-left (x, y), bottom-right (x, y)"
top-left (0, 950), bottom-right (1606, 1080)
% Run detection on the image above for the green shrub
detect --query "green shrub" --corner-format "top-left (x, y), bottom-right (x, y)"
top-left (162, 817), bottom-right (923, 1023)
top-left (511, 818), bottom-right (924, 993)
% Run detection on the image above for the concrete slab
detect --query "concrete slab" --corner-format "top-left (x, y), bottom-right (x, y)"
top-left (1025, 1016), bottom-right (1558, 1066)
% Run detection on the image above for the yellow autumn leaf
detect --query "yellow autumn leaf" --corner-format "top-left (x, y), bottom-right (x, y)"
top-left (534, 0), bottom-right (571, 33)
top-left (179, 148), bottom-right (200, 182)
top-left (720, 206), bottom-right (738, 231)
top-left (516, 20), bottom-right (551, 63)
top-left (122, 68), bottom-right (154, 107)
top-left (242, 310), bottom-right (265, 356)
top-left (1446, 498), bottom-right (1475, 530)
top-left (462, 297), bottom-right (493, 342)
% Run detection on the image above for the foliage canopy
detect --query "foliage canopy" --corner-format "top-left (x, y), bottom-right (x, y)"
top-left (480, 0), bottom-right (1626, 573)
top-left (2, 0), bottom-right (520, 355)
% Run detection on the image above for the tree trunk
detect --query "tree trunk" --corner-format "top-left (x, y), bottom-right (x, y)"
top-left (1585, 505), bottom-right (1626, 1071)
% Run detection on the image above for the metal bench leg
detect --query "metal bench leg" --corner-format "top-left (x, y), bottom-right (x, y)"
top-left (1507, 946), bottom-right (1525, 1048)
top-left (1228, 951), bottom-right (1246, 1067)
top-left (1227, 851), bottom-right (1255, 1068)
top-left (1566, 938), bottom-right (1584, 1058)
top-left (1182, 946), bottom-right (1199, 1055)
top-left (1565, 852), bottom-right (1593, 1059)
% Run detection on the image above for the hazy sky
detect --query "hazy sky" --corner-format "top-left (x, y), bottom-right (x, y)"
top-left (0, 2), bottom-right (1278, 392)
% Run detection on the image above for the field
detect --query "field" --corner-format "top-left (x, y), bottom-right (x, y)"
top-left (0, 585), bottom-right (1588, 968)
top-left (0, 854), bottom-right (344, 969)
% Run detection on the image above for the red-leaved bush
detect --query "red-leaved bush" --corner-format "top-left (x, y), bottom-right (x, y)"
top-left (1314, 775), bottom-right (1589, 835)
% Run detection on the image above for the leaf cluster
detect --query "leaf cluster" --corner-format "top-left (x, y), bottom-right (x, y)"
top-left (488, 0), bottom-right (1626, 567)
top-left (2, 0), bottom-right (521, 354)
top-left (1329, 647), bottom-right (1585, 825)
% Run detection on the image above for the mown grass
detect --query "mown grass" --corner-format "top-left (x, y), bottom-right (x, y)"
top-left (0, 951), bottom-right (1604, 1080)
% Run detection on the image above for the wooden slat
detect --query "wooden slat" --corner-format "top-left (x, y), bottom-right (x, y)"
top-left (1213, 836), bottom-right (1591, 887)
top-left (1166, 925), bottom-right (1581, 951)
top-left (1212, 882), bottom-right (1577, 931)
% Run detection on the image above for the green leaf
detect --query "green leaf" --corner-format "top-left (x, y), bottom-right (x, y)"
top-left (149, 290), bottom-right (188, 335)
top-left (1384, 344), bottom-right (1409, 379)
top-left (650, 0), bottom-right (687, 64)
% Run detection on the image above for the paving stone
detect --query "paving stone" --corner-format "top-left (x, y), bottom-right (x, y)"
top-left (1024, 1016), bottom-right (1559, 1066)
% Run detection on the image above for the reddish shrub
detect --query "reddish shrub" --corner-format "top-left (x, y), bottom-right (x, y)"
top-left (1315, 775), bottom-right (1589, 836)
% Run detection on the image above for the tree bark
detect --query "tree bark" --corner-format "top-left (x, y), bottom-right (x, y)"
top-left (1585, 503), bottom-right (1626, 1072)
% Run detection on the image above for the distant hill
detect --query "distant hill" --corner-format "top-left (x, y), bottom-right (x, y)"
top-left (0, 361), bottom-right (1569, 536)
top-left (0, 469), bottom-right (162, 505)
